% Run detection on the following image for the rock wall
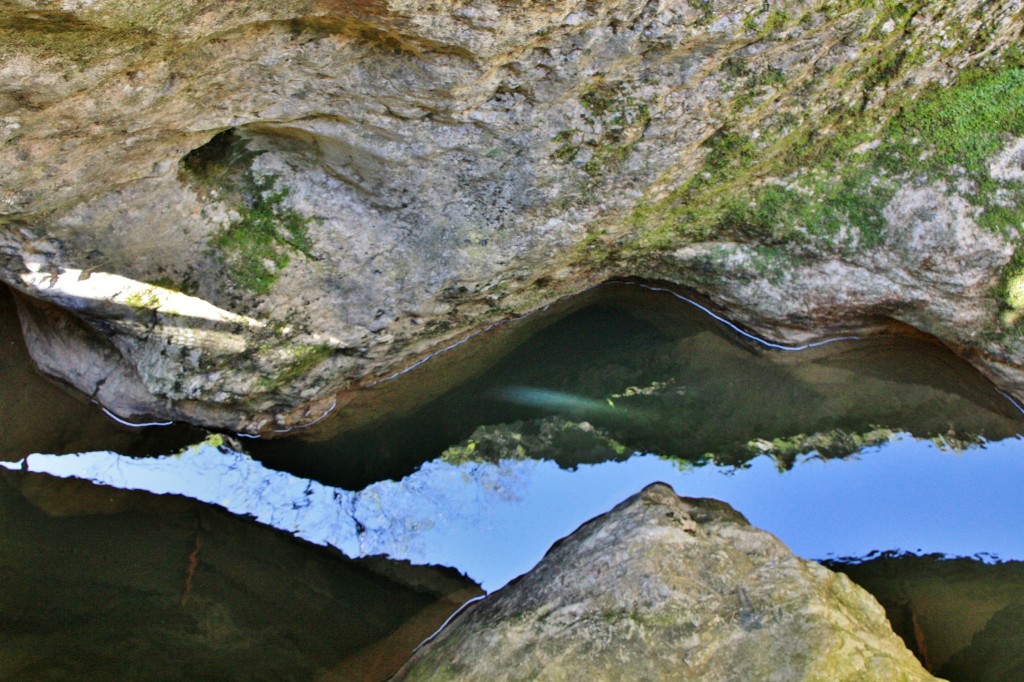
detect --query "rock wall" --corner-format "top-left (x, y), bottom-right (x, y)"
top-left (2, 0), bottom-right (1024, 431)
top-left (393, 482), bottom-right (937, 681)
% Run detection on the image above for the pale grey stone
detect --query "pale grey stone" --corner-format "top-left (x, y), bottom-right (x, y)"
top-left (395, 483), bottom-right (939, 681)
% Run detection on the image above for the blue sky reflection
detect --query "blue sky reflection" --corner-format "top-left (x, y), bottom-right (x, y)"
top-left (4, 434), bottom-right (1022, 592)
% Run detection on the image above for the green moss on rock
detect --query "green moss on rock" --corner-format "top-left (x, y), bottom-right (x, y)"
top-left (630, 53), bottom-right (1024, 256)
top-left (211, 174), bottom-right (316, 295)
top-left (550, 80), bottom-right (652, 178)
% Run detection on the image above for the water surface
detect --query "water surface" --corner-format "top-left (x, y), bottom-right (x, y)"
top-left (9, 434), bottom-right (1022, 592)
top-left (249, 282), bottom-right (1023, 488)
top-left (3, 280), bottom-right (1023, 680)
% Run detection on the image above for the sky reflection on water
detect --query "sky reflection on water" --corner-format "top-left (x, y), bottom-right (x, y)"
top-left (5, 434), bottom-right (1023, 592)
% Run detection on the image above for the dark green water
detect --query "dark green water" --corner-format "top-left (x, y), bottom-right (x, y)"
top-left (829, 554), bottom-right (1024, 678)
top-left (0, 469), bottom-right (480, 681)
top-left (250, 282), bottom-right (1023, 488)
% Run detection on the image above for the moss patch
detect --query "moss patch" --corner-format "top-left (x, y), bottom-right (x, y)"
top-left (274, 344), bottom-right (333, 384)
top-left (996, 246), bottom-right (1024, 331)
top-left (124, 287), bottom-right (161, 310)
top-left (550, 80), bottom-right (652, 178)
top-left (182, 131), bottom-right (318, 295)
top-left (0, 11), bottom-right (149, 67)
top-left (211, 174), bottom-right (316, 295)
top-left (630, 54), bottom-right (1024, 255)
top-left (880, 63), bottom-right (1024, 231)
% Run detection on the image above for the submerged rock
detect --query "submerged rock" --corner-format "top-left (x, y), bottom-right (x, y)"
top-left (394, 483), bottom-right (937, 681)
top-left (0, 470), bottom-right (482, 681)
top-left (827, 554), bottom-right (1024, 679)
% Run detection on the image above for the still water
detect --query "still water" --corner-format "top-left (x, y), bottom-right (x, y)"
top-left (3, 281), bottom-right (1024, 678)
top-left (7, 435), bottom-right (1023, 593)
top-left (249, 281), bottom-right (1023, 488)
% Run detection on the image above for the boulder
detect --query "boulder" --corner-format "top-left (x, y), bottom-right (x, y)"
top-left (394, 483), bottom-right (938, 681)
top-left (3, 0), bottom-right (1024, 431)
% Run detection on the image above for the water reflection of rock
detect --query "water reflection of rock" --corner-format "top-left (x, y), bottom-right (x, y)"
top-left (251, 285), bottom-right (1023, 488)
top-left (12, 433), bottom-right (1024, 596)
top-left (827, 554), bottom-right (1024, 680)
top-left (436, 417), bottom-right (995, 473)
top-left (3, 443), bottom-right (552, 592)
top-left (0, 470), bottom-right (481, 681)
top-left (439, 417), bottom-right (631, 469)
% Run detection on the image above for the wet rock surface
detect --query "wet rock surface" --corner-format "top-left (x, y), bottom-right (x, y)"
top-left (0, 470), bottom-right (482, 681)
top-left (394, 483), bottom-right (937, 681)
top-left (2, 0), bottom-right (1024, 431)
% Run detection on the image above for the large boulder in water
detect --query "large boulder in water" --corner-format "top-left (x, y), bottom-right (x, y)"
top-left (394, 483), bottom-right (937, 681)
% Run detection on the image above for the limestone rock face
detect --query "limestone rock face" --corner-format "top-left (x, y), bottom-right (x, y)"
top-left (655, 181), bottom-right (1018, 390)
top-left (2, 0), bottom-right (1024, 430)
top-left (394, 483), bottom-right (938, 681)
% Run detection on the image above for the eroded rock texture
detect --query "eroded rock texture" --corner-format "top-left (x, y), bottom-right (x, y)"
top-left (394, 482), bottom-right (938, 681)
top-left (2, 0), bottom-right (1024, 430)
